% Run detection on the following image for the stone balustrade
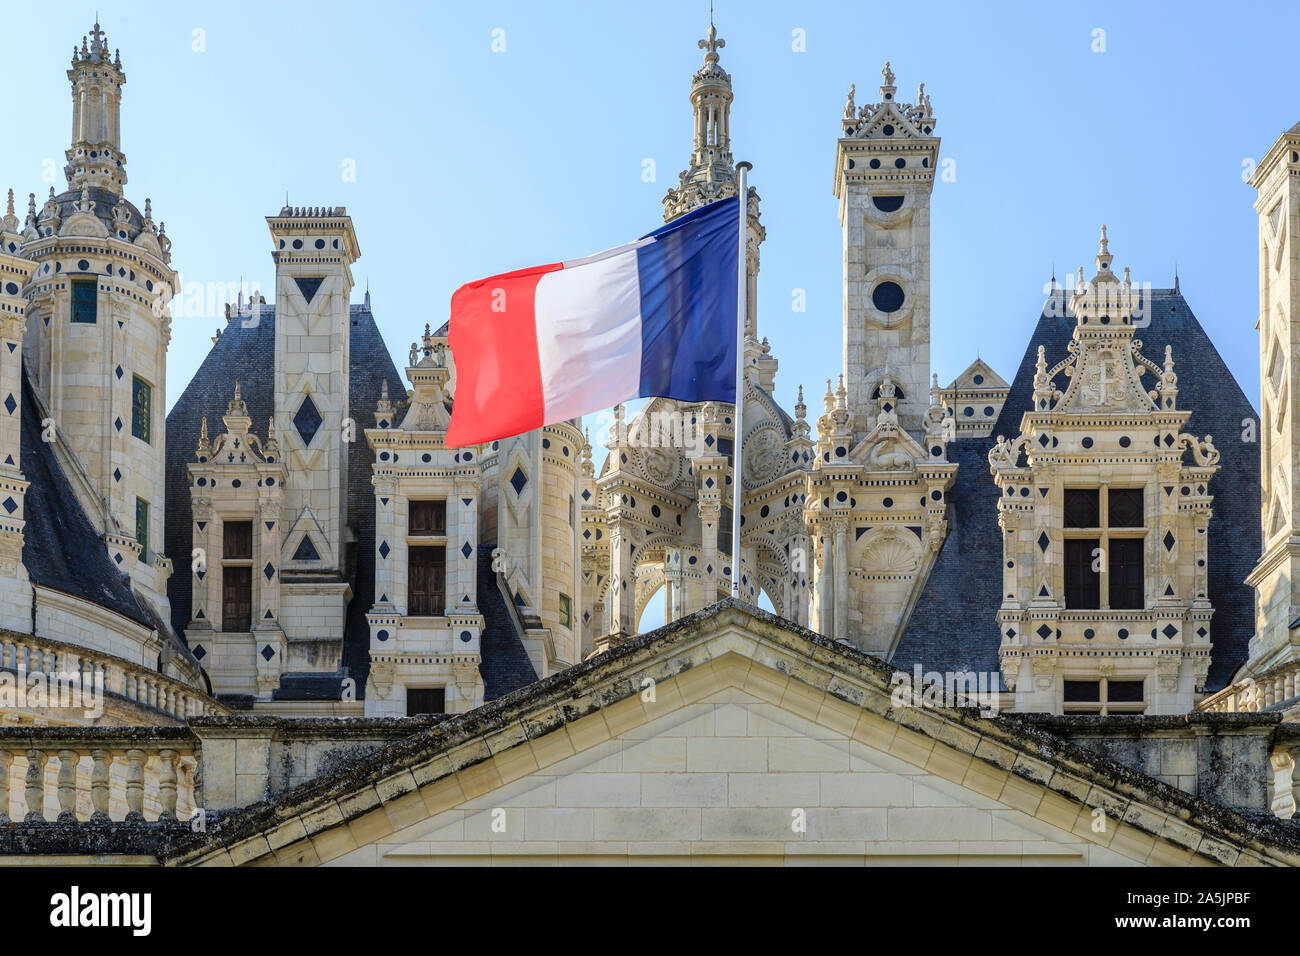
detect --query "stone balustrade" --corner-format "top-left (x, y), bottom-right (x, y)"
top-left (1198, 660), bottom-right (1300, 714)
top-left (0, 728), bottom-right (198, 824)
top-left (0, 631), bottom-right (223, 723)
top-left (0, 717), bottom-right (439, 843)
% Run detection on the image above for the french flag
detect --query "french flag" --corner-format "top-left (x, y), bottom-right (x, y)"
top-left (445, 196), bottom-right (739, 447)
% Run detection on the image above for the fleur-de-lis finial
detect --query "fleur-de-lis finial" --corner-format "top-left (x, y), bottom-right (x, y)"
top-left (698, 22), bottom-right (725, 66)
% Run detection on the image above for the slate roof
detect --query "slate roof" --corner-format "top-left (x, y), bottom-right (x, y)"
top-left (19, 366), bottom-right (153, 628)
top-left (476, 550), bottom-right (539, 698)
top-left (893, 290), bottom-right (1260, 693)
top-left (48, 186), bottom-right (146, 236)
top-left (164, 303), bottom-right (542, 702)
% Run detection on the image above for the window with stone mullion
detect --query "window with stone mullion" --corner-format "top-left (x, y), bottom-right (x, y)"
top-left (1062, 486), bottom-right (1146, 611)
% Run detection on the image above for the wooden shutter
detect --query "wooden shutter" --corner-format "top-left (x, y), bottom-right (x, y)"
top-left (408, 546), bottom-right (446, 616)
top-left (223, 521), bottom-right (252, 559)
top-left (410, 500), bottom-right (447, 536)
top-left (222, 566), bottom-right (252, 632)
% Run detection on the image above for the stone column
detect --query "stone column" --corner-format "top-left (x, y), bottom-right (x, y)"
top-left (373, 476), bottom-right (397, 608)
top-left (832, 519), bottom-right (849, 639)
top-left (452, 473), bottom-right (479, 611)
top-left (24, 749), bottom-right (45, 822)
top-left (604, 514), bottom-right (635, 641)
top-left (90, 749), bottom-right (111, 823)
top-left (56, 750), bottom-right (78, 822)
top-left (815, 523), bottom-right (834, 634)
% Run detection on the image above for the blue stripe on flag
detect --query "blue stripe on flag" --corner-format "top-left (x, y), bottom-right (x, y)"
top-left (634, 196), bottom-right (739, 403)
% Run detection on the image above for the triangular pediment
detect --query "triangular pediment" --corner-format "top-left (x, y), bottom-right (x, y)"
top-left (946, 358), bottom-right (1009, 392)
top-left (165, 603), bottom-right (1294, 867)
top-left (852, 101), bottom-right (924, 140)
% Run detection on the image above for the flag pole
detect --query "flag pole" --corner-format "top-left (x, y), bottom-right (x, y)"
top-left (731, 162), bottom-right (750, 601)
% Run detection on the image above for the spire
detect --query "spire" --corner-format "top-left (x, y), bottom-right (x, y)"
top-left (663, 18), bottom-right (736, 221)
top-left (66, 19), bottom-right (127, 193)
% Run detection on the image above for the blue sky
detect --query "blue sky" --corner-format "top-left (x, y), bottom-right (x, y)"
top-left (4, 0), bottom-right (1293, 421)
top-left (4, 1), bottom-right (1291, 630)
top-left (1, 1), bottom-right (1288, 421)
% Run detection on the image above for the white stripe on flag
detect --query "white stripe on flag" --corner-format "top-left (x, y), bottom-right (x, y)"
top-left (535, 245), bottom-right (644, 423)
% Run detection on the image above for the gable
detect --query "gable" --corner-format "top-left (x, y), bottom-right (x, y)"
top-left (318, 680), bottom-right (1168, 866)
top-left (170, 605), bottom-right (1293, 867)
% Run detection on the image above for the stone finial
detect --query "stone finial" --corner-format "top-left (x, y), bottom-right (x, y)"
top-left (88, 21), bottom-right (107, 60)
top-left (823, 378), bottom-right (835, 414)
top-left (196, 417), bottom-right (211, 459)
top-left (698, 22), bottom-right (725, 67)
top-left (1095, 224), bottom-right (1113, 273)
top-left (1032, 344), bottom-right (1053, 407)
top-left (844, 84), bottom-right (856, 119)
top-left (264, 417), bottom-right (280, 458)
top-left (581, 428), bottom-right (593, 477)
top-left (2, 189), bottom-right (17, 233)
top-left (795, 384), bottom-right (806, 420)
top-left (612, 403), bottom-right (628, 446)
top-left (227, 381), bottom-right (247, 417)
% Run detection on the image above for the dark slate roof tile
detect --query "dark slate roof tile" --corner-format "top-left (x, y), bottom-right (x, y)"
top-left (20, 367), bottom-right (152, 628)
top-left (476, 550), bottom-right (539, 698)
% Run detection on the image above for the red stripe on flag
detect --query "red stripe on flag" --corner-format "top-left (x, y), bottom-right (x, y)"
top-left (445, 261), bottom-right (563, 447)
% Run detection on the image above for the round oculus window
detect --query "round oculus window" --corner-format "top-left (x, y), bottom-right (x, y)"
top-left (872, 280), bottom-right (905, 313)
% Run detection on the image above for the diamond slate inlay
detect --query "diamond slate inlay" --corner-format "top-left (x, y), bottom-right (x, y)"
top-left (3, 394), bottom-right (14, 416)
top-left (293, 395), bottom-right (323, 446)
top-left (1, 497), bottom-right (16, 514)
top-left (1163, 531), bottom-right (1176, 551)
top-left (294, 275), bottom-right (325, 303)
top-left (1037, 531), bottom-right (1050, 552)
top-left (378, 540), bottom-right (390, 559)
top-left (292, 536), bottom-right (320, 561)
top-left (1036, 624), bottom-right (1052, 639)
top-left (461, 542), bottom-right (472, 559)
top-left (260, 644), bottom-right (276, 662)
top-left (510, 467), bottom-right (527, 495)
top-left (263, 562), bottom-right (275, 581)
